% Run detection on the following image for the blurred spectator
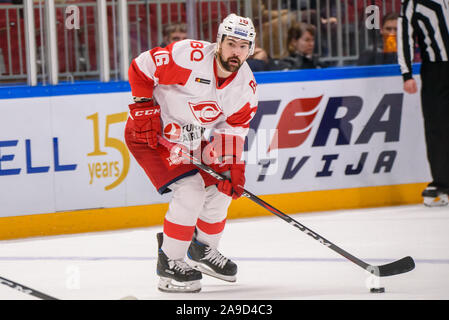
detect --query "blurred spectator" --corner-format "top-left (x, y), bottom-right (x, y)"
top-left (159, 23), bottom-right (187, 47)
top-left (244, 29), bottom-right (289, 72)
top-left (246, 44), bottom-right (271, 72)
top-left (280, 22), bottom-right (326, 69)
top-left (250, 0), bottom-right (341, 60)
top-left (357, 12), bottom-right (399, 66)
top-left (250, 0), bottom-right (298, 59)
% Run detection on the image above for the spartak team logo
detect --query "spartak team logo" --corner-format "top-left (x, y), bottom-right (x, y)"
top-left (188, 101), bottom-right (223, 124)
top-left (163, 122), bottom-right (182, 140)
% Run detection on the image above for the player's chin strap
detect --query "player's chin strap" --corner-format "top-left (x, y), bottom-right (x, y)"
top-left (157, 136), bottom-right (415, 278)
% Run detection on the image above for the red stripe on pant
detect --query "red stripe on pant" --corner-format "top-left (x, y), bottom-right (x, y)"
top-left (163, 219), bottom-right (196, 241)
top-left (196, 218), bottom-right (226, 235)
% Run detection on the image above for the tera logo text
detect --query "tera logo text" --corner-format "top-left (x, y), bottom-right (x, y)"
top-left (246, 93), bottom-right (404, 181)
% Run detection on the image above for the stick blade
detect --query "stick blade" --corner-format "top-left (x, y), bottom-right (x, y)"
top-left (377, 256), bottom-right (415, 277)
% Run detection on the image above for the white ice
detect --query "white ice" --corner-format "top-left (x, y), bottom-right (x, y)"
top-left (0, 204), bottom-right (448, 300)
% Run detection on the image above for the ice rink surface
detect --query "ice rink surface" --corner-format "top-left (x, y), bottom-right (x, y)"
top-left (0, 204), bottom-right (448, 300)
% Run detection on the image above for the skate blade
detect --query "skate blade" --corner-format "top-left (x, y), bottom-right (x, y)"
top-left (158, 277), bottom-right (201, 293)
top-left (424, 195), bottom-right (448, 207)
top-left (187, 259), bottom-right (237, 283)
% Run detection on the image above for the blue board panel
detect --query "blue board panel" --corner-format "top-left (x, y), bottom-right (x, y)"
top-left (0, 64), bottom-right (421, 100)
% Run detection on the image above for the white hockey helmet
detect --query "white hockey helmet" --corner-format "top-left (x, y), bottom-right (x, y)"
top-left (217, 13), bottom-right (256, 56)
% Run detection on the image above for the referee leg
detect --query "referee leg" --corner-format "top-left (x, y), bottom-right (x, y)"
top-left (420, 62), bottom-right (449, 194)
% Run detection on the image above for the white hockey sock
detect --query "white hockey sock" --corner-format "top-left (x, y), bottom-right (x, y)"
top-left (161, 234), bottom-right (192, 260)
top-left (196, 226), bottom-right (224, 249)
top-left (195, 185), bottom-right (232, 248)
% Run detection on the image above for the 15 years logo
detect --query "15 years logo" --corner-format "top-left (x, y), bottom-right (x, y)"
top-left (86, 112), bottom-right (129, 190)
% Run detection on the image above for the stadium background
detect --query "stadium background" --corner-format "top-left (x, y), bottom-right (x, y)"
top-left (0, 0), bottom-right (428, 240)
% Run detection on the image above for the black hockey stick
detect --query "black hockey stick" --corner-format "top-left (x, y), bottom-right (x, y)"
top-left (0, 276), bottom-right (138, 300)
top-left (158, 136), bottom-right (415, 277)
top-left (0, 276), bottom-right (58, 300)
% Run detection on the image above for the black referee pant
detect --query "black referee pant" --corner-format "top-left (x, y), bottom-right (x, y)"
top-left (420, 61), bottom-right (449, 194)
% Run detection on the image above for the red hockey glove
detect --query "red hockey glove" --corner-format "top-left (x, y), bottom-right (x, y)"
top-left (205, 133), bottom-right (246, 199)
top-left (128, 100), bottom-right (161, 149)
top-left (216, 162), bottom-right (245, 199)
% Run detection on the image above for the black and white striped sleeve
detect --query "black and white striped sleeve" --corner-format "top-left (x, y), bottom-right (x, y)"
top-left (397, 0), bottom-right (449, 82)
top-left (397, 0), bottom-right (416, 81)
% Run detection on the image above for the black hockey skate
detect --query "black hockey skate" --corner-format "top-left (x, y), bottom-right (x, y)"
top-left (187, 238), bottom-right (237, 282)
top-left (156, 232), bottom-right (202, 293)
top-left (422, 186), bottom-right (448, 207)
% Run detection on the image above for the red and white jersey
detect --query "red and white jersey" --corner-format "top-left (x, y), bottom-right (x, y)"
top-left (128, 39), bottom-right (258, 149)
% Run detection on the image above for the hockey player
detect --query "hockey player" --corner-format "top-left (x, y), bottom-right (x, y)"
top-left (124, 14), bottom-right (258, 292)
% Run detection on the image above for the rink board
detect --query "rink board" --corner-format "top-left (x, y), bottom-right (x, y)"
top-left (0, 64), bottom-right (431, 239)
top-left (0, 183), bottom-right (427, 240)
